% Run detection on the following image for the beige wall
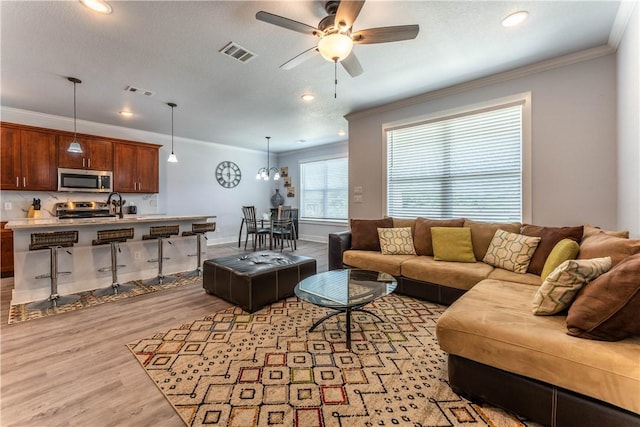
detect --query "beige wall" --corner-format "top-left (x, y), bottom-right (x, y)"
top-left (617, 2), bottom-right (640, 238)
top-left (346, 54), bottom-right (618, 229)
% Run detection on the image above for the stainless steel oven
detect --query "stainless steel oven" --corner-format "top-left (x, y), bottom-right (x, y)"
top-left (57, 168), bottom-right (113, 193)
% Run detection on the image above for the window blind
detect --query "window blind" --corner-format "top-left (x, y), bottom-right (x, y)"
top-left (386, 104), bottom-right (523, 222)
top-left (300, 157), bottom-right (348, 220)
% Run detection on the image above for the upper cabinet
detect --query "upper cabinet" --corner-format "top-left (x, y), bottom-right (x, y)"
top-left (1, 124), bottom-right (57, 191)
top-left (1, 122), bottom-right (160, 193)
top-left (113, 142), bottom-right (159, 193)
top-left (57, 136), bottom-right (113, 171)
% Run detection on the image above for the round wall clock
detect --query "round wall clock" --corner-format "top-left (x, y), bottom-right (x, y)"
top-left (215, 161), bottom-right (241, 188)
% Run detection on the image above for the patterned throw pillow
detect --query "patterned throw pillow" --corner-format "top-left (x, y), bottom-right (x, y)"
top-left (377, 227), bottom-right (417, 255)
top-left (532, 257), bottom-right (612, 315)
top-left (482, 230), bottom-right (541, 273)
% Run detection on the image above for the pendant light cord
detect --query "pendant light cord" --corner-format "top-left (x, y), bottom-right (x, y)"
top-left (334, 60), bottom-right (338, 99)
top-left (171, 105), bottom-right (174, 153)
top-left (73, 81), bottom-right (77, 138)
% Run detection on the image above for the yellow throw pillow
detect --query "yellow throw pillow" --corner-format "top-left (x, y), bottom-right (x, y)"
top-left (532, 257), bottom-right (612, 315)
top-left (541, 238), bottom-right (580, 281)
top-left (431, 227), bottom-right (476, 263)
top-left (377, 227), bottom-right (417, 255)
top-left (483, 229), bottom-right (541, 273)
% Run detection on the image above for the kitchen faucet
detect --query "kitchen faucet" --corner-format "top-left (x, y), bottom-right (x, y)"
top-left (106, 192), bottom-right (124, 219)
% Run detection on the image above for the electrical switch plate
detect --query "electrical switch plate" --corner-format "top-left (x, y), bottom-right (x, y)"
top-left (4, 202), bottom-right (12, 210)
top-left (354, 195), bottom-right (364, 203)
top-left (353, 186), bottom-right (363, 194)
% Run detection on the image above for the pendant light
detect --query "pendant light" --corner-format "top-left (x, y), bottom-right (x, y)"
top-left (255, 137), bottom-right (280, 181)
top-left (167, 102), bottom-right (178, 163)
top-left (67, 77), bottom-right (83, 154)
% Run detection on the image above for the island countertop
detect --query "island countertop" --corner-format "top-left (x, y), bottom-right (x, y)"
top-left (5, 214), bottom-right (216, 230)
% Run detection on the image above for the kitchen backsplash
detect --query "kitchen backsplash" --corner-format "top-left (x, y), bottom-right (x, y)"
top-left (0, 191), bottom-right (158, 220)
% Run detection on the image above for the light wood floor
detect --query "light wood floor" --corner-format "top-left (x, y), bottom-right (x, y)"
top-left (0, 240), bottom-right (328, 427)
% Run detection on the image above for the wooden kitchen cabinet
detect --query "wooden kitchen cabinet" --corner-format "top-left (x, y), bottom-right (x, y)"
top-left (1, 222), bottom-right (14, 278)
top-left (0, 124), bottom-right (57, 191)
top-left (57, 135), bottom-right (113, 170)
top-left (113, 142), bottom-right (159, 193)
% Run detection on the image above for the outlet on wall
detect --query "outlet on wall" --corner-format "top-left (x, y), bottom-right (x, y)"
top-left (134, 251), bottom-right (141, 260)
top-left (4, 202), bottom-right (12, 210)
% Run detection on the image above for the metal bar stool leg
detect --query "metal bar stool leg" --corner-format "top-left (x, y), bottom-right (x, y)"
top-left (94, 242), bottom-right (136, 296)
top-left (144, 237), bottom-right (177, 285)
top-left (183, 234), bottom-right (203, 277)
top-left (27, 246), bottom-right (80, 310)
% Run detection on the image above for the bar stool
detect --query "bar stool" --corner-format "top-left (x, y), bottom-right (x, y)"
top-left (92, 228), bottom-right (135, 296)
top-left (143, 225), bottom-right (179, 285)
top-left (26, 230), bottom-right (80, 310)
top-left (181, 222), bottom-right (217, 277)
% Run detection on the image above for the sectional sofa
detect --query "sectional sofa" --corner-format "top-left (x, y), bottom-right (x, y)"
top-left (328, 217), bottom-right (640, 427)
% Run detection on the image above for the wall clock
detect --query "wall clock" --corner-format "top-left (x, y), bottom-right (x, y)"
top-left (215, 161), bottom-right (241, 188)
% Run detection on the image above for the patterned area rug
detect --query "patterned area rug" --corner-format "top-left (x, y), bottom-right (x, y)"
top-left (8, 273), bottom-right (201, 324)
top-left (128, 295), bottom-right (537, 427)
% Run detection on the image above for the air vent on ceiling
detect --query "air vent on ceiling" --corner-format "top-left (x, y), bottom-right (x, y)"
top-left (124, 85), bottom-right (154, 96)
top-left (219, 42), bottom-right (256, 63)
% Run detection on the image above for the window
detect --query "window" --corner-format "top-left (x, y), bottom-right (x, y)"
top-left (300, 157), bottom-right (348, 220)
top-left (386, 102), bottom-right (524, 222)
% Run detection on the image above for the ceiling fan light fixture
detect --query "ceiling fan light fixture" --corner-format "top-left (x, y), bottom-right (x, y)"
top-left (318, 33), bottom-right (353, 62)
top-left (79, 0), bottom-right (112, 14)
top-left (502, 11), bottom-right (529, 27)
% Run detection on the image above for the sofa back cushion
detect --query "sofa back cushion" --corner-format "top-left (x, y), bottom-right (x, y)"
top-left (463, 220), bottom-right (522, 261)
top-left (567, 253), bottom-right (640, 341)
top-left (414, 217), bottom-right (465, 256)
top-left (578, 233), bottom-right (640, 267)
top-left (521, 224), bottom-right (584, 275)
top-left (431, 227), bottom-right (476, 263)
top-left (350, 218), bottom-right (394, 251)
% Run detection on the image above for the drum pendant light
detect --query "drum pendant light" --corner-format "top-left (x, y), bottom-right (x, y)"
top-left (167, 102), bottom-right (178, 163)
top-left (67, 77), bottom-right (83, 154)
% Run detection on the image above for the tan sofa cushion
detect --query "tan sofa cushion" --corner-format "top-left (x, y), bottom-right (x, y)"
top-left (391, 217), bottom-right (416, 231)
top-left (343, 250), bottom-right (416, 276)
top-left (400, 256), bottom-right (493, 290)
top-left (486, 267), bottom-right (541, 286)
top-left (578, 233), bottom-right (640, 267)
top-left (413, 217), bottom-right (465, 256)
top-left (436, 279), bottom-right (640, 413)
top-left (464, 220), bottom-right (522, 261)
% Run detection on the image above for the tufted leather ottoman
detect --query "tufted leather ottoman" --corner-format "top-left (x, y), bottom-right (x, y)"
top-left (203, 251), bottom-right (317, 312)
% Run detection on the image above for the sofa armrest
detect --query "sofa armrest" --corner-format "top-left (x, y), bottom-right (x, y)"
top-left (328, 231), bottom-right (352, 270)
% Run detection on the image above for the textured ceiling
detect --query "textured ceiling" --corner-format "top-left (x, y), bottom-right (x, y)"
top-left (0, 1), bottom-right (622, 152)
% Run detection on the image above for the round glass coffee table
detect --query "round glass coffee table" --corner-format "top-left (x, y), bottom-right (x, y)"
top-left (294, 269), bottom-right (397, 349)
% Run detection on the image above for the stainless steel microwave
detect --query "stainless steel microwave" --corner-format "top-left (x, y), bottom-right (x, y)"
top-left (58, 168), bottom-right (113, 193)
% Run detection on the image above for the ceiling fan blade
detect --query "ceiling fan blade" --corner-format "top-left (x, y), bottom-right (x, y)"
top-left (335, 0), bottom-right (365, 30)
top-left (352, 25), bottom-right (420, 44)
top-left (255, 11), bottom-right (319, 36)
top-left (341, 52), bottom-right (363, 77)
top-left (280, 46), bottom-right (319, 70)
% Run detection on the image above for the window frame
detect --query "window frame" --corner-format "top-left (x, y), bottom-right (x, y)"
top-left (298, 154), bottom-right (349, 224)
top-left (382, 93), bottom-right (532, 223)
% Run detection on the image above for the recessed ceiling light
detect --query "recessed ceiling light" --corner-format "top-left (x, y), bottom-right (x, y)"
top-left (119, 111), bottom-right (133, 117)
top-left (338, 130), bottom-right (346, 136)
top-left (502, 11), bottom-right (528, 27)
top-left (79, 0), bottom-right (112, 14)
top-left (301, 94), bottom-right (315, 102)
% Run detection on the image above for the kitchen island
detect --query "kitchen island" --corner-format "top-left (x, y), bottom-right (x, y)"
top-left (6, 214), bottom-right (216, 304)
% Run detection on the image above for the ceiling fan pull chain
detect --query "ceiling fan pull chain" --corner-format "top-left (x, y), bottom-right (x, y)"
top-left (334, 60), bottom-right (338, 99)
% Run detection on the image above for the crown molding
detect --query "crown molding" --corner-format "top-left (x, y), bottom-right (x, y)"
top-left (609, 0), bottom-right (638, 49)
top-left (345, 45), bottom-right (615, 122)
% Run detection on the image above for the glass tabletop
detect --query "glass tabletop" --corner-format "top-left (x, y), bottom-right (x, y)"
top-left (295, 269), bottom-right (397, 309)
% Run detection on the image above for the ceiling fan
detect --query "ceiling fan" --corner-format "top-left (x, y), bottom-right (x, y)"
top-left (255, 0), bottom-right (420, 78)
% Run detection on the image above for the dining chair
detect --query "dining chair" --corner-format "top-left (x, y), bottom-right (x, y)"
top-left (270, 207), bottom-right (297, 252)
top-left (241, 206), bottom-right (270, 250)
